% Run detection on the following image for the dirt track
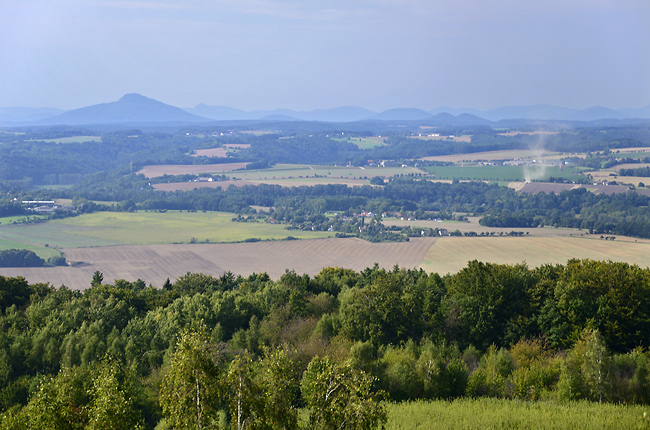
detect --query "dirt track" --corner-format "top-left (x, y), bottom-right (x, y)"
top-left (1, 238), bottom-right (436, 290)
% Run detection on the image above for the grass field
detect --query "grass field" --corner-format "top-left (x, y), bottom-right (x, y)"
top-left (334, 137), bottom-right (387, 149)
top-left (0, 211), bottom-right (332, 261)
top-left (422, 149), bottom-right (565, 163)
top-left (422, 165), bottom-right (584, 182)
top-left (420, 236), bottom-right (650, 275)
top-left (226, 164), bottom-right (425, 182)
top-left (385, 398), bottom-right (650, 429)
top-left (141, 163), bottom-right (425, 187)
top-left (0, 238), bottom-right (63, 260)
top-left (0, 215), bottom-right (48, 225)
top-left (52, 211), bottom-right (332, 244)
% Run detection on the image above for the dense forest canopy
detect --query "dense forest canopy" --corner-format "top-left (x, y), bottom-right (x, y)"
top-left (0, 258), bottom-right (649, 428)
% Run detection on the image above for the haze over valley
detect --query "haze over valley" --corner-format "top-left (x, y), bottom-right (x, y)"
top-left (2, 1), bottom-right (650, 428)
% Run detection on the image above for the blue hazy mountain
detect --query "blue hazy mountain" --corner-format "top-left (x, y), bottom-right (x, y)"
top-left (619, 105), bottom-right (650, 118)
top-left (563, 106), bottom-right (631, 121)
top-left (7, 95), bottom-right (650, 126)
top-left (371, 108), bottom-right (433, 121)
top-left (37, 93), bottom-right (208, 125)
top-left (429, 104), bottom-right (650, 121)
top-left (0, 107), bottom-right (66, 125)
top-left (187, 105), bottom-right (375, 122)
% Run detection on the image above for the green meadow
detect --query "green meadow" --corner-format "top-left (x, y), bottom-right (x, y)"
top-left (227, 163), bottom-right (424, 181)
top-left (422, 165), bottom-right (585, 182)
top-left (52, 211), bottom-right (331, 244)
top-left (0, 211), bottom-right (333, 258)
top-left (334, 136), bottom-right (387, 149)
top-left (385, 398), bottom-right (650, 430)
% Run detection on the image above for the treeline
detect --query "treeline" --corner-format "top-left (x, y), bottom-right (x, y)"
top-left (10, 175), bottom-right (650, 239)
top-left (0, 249), bottom-right (66, 267)
top-left (4, 123), bottom-right (650, 192)
top-left (620, 166), bottom-right (650, 177)
top-left (1, 259), bottom-right (649, 428)
top-left (65, 176), bottom-right (650, 239)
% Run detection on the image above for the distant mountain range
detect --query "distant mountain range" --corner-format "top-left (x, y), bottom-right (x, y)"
top-left (1, 94), bottom-right (650, 126)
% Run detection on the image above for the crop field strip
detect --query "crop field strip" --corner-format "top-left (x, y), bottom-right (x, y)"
top-left (421, 149), bottom-right (564, 163)
top-left (136, 162), bottom-right (250, 178)
top-left (153, 180), bottom-right (255, 191)
top-left (191, 148), bottom-right (227, 157)
top-left (420, 236), bottom-right (650, 275)
top-left (422, 165), bottom-right (585, 182)
top-left (1, 237), bottom-right (437, 290)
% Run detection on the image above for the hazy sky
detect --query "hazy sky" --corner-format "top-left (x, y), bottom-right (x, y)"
top-left (1, 0), bottom-right (649, 111)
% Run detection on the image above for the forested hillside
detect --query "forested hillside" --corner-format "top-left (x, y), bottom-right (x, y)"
top-left (1, 259), bottom-right (649, 428)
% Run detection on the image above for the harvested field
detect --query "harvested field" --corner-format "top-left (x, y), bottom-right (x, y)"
top-left (421, 236), bottom-right (650, 275)
top-left (2, 237), bottom-right (436, 290)
top-left (153, 180), bottom-right (254, 191)
top-left (511, 181), bottom-right (638, 195)
top-left (253, 178), bottom-right (369, 187)
top-left (508, 182), bottom-right (578, 194)
top-left (497, 131), bottom-right (560, 136)
top-left (422, 150), bottom-right (560, 163)
top-left (191, 148), bottom-right (227, 157)
top-left (137, 162), bottom-right (249, 178)
top-left (614, 163), bottom-right (650, 170)
top-left (613, 147), bottom-right (650, 153)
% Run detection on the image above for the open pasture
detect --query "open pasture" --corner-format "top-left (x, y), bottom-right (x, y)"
top-left (0, 239), bottom-right (62, 260)
top-left (191, 148), bottom-right (227, 157)
top-left (420, 236), bottom-right (650, 275)
top-left (385, 398), bottom-right (650, 430)
top-left (421, 149), bottom-right (565, 163)
top-left (253, 177), bottom-right (370, 187)
top-left (614, 151), bottom-right (650, 159)
top-left (613, 163), bottom-right (650, 170)
top-left (137, 162), bottom-right (249, 178)
top-left (2, 237), bottom-right (436, 290)
top-left (422, 165), bottom-right (584, 182)
top-left (0, 221), bottom-right (124, 259)
top-left (52, 211), bottom-right (332, 244)
top-left (226, 164), bottom-right (425, 181)
top-left (334, 136), bottom-right (387, 149)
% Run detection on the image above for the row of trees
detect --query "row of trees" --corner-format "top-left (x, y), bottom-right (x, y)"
top-left (20, 176), bottom-right (645, 240)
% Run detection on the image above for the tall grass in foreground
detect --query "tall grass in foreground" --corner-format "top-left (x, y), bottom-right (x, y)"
top-left (385, 398), bottom-right (650, 429)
